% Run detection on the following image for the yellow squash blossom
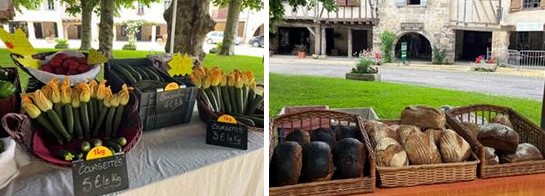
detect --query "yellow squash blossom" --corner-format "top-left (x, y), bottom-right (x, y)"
top-left (71, 92), bottom-right (80, 108)
top-left (118, 84), bottom-right (130, 106)
top-left (190, 74), bottom-right (202, 88)
top-left (109, 94), bottom-right (120, 107)
top-left (96, 80), bottom-right (108, 100)
top-left (22, 102), bottom-right (41, 119)
top-left (88, 80), bottom-right (98, 98)
top-left (220, 75), bottom-right (227, 87)
top-left (60, 78), bottom-right (71, 104)
top-left (234, 74), bottom-right (243, 88)
top-left (76, 82), bottom-right (91, 102)
top-left (21, 93), bottom-right (33, 104)
top-left (227, 75), bottom-right (234, 87)
top-left (103, 94), bottom-right (112, 108)
top-left (32, 90), bottom-right (52, 112)
top-left (242, 71), bottom-right (254, 85)
top-left (249, 81), bottom-right (257, 90)
top-left (210, 68), bottom-right (223, 86)
top-left (202, 74), bottom-right (211, 89)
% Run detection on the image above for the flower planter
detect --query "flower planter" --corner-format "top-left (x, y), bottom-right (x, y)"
top-left (297, 51), bottom-right (306, 58)
top-left (345, 72), bottom-right (381, 81)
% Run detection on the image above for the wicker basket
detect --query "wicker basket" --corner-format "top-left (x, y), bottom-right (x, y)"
top-left (373, 120), bottom-right (479, 187)
top-left (269, 110), bottom-right (375, 195)
top-left (196, 85), bottom-right (264, 132)
top-left (446, 104), bottom-right (545, 178)
top-left (1, 93), bottom-right (142, 168)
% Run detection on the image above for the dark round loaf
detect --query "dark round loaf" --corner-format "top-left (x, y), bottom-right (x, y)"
top-left (302, 141), bottom-right (334, 182)
top-left (478, 123), bottom-right (519, 153)
top-left (335, 125), bottom-right (359, 141)
top-left (311, 128), bottom-right (337, 153)
top-left (335, 138), bottom-right (365, 179)
top-left (270, 141), bottom-right (303, 187)
top-left (285, 129), bottom-right (311, 146)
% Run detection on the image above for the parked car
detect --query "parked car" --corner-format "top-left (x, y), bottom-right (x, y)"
top-left (205, 31), bottom-right (241, 45)
top-left (249, 35), bottom-right (264, 48)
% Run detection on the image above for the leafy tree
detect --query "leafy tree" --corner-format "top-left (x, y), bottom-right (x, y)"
top-left (212, 0), bottom-right (262, 56)
top-left (269, 0), bottom-right (338, 29)
top-left (64, 0), bottom-right (99, 50)
top-left (12, 0), bottom-right (44, 12)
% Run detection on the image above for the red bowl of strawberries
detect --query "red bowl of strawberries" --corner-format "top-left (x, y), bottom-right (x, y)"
top-left (23, 50), bottom-right (101, 86)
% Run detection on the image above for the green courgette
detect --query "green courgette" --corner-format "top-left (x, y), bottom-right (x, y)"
top-left (57, 150), bottom-right (75, 161)
top-left (134, 66), bottom-right (150, 80)
top-left (91, 138), bottom-right (102, 147)
top-left (115, 137), bottom-right (127, 147)
top-left (105, 141), bottom-right (122, 153)
top-left (121, 64), bottom-right (142, 81)
top-left (73, 108), bottom-right (84, 139)
top-left (46, 110), bottom-right (71, 141)
top-left (221, 86), bottom-right (232, 114)
top-left (112, 65), bottom-right (137, 84)
top-left (80, 102), bottom-right (90, 138)
top-left (81, 141), bottom-right (91, 152)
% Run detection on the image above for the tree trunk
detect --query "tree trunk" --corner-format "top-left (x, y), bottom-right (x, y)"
top-left (219, 0), bottom-right (242, 56)
top-left (164, 0), bottom-right (215, 61)
top-left (98, 0), bottom-right (114, 57)
top-left (79, 0), bottom-right (96, 50)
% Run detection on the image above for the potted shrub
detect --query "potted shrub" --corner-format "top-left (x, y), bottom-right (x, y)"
top-left (294, 44), bottom-right (307, 58)
top-left (54, 39), bottom-right (69, 49)
top-left (346, 55), bottom-right (380, 81)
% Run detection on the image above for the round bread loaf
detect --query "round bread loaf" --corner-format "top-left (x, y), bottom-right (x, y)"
top-left (335, 125), bottom-right (359, 141)
top-left (500, 143), bottom-right (544, 163)
top-left (439, 129), bottom-right (471, 163)
top-left (397, 125), bottom-right (420, 146)
top-left (369, 124), bottom-right (399, 147)
top-left (403, 130), bottom-right (442, 165)
top-left (484, 147), bottom-right (499, 165)
top-left (375, 137), bottom-right (409, 167)
top-left (389, 124), bottom-right (400, 131)
top-left (478, 123), bottom-right (519, 153)
top-left (302, 141), bottom-right (334, 182)
top-left (425, 128), bottom-right (443, 145)
top-left (311, 128), bottom-right (337, 152)
top-left (285, 129), bottom-right (310, 146)
top-left (461, 122), bottom-right (479, 141)
top-left (492, 115), bottom-right (513, 128)
top-left (270, 141), bottom-right (303, 187)
top-left (335, 138), bottom-right (365, 179)
top-left (400, 106), bottom-right (446, 129)
top-left (364, 120), bottom-right (385, 135)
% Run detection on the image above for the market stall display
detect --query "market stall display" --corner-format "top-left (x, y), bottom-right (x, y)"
top-left (446, 104), bottom-right (545, 178)
top-left (2, 78), bottom-right (142, 167)
top-left (106, 58), bottom-right (197, 131)
top-left (367, 106), bottom-right (479, 187)
top-left (269, 110), bottom-right (375, 195)
top-left (194, 67), bottom-right (264, 130)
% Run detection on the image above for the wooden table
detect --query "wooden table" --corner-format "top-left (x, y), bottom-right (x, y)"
top-left (360, 173), bottom-right (545, 196)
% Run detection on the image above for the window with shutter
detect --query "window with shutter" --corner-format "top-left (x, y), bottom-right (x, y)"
top-left (523, 0), bottom-right (541, 8)
top-left (408, 0), bottom-right (421, 5)
top-left (510, 0), bottom-right (522, 11)
top-left (395, 0), bottom-right (406, 7)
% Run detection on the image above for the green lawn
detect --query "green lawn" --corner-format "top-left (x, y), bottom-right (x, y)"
top-left (270, 73), bottom-right (543, 124)
top-left (0, 48), bottom-right (263, 89)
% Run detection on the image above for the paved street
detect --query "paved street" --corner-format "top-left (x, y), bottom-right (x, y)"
top-left (269, 57), bottom-right (545, 100)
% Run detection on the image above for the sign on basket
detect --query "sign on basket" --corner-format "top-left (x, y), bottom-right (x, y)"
top-left (72, 153), bottom-right (129, 196)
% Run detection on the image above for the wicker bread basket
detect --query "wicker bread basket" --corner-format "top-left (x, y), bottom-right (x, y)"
top-left (446, 104), bottom-right (545, 178)
top-left (269, 110), bottom-right (375, 195)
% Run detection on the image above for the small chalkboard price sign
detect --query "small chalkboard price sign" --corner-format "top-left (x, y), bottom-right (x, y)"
top-left (155, 87), bottom-right (185, 114)
top-left (72, 154), bottom-right (129, 196)
top-left (206, 115), bottom-right (248, 150)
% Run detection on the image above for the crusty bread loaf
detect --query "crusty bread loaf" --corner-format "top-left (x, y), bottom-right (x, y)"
top-left (397, 125), bottom-right (420, 146)
top-left (403, 130), bottom-right (442, 165)
top-left (500, 143), bottom-right (544, 163)
top-left (484, 147), bottom-right (499, 165)
top-left (369, 124), bottom-right (399, 147)
top-left (335, 125), bottom-right (359, 141)
top-left (400, 106), bottom-right (446, 129)
top-left (425, 128), bottom-right (443, 145)
top-left (461, 122), bottom-right (480, 141)
top-left (335, 138), bottom-right (365, 179)
top-left (492, 115), bottom-right (513, 128)
top-left (478, 123), bottom-right (519, 153)
top-left (270, 141), bottom-right (303, 187)
top-left (375, 137), bottom-right (409, 167)
top-left (389, 124), bottom-right (400, 131)
top-left (302, 141), bottom-right (334, 182)
top-left (439, 129), bottom-right (471, 163)
top-left (364, 120), bottom-right (384, 135)
top-left (311, 128), bottom-right (337, 153)
top-left (285, 129), bottom-right (310, 146)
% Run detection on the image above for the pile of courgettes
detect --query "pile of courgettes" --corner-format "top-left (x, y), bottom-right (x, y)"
top-left (191, 67), bottom-right (264, 127)
top-left (21, 78), bottom-right (131, 161)
top-left (110, 64), bottom-right (165, 85)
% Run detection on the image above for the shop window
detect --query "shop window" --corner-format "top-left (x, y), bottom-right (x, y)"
top-left (46, 0), bottom-right (55, 11)
top-left (523, 0), bottom-right (541, 8)
top-left (137, 3), bottom-right (145, 14)
top-left (408, 0), bottom-right (421, 4)
top-left (164, 0), bottom-right (171, 10)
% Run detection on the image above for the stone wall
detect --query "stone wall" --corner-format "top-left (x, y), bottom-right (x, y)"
top-left (373, 0), bottom-right (456, 63)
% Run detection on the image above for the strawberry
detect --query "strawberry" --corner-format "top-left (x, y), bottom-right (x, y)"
top-left (54, 67), bottom-right (66, 75)
top-left (56, 53), bottom-right (67, 60)
top-left (63, 59), bottom-right (80, 71)
top-left (41, 65), bottom-right (53, 73)
top-left (66, 70), bottom-right (78, 75)
top-left (76, 57), bottom-right (87, 64)
top-left (50, 58), bottom-right (62, 68)
top-left (78, 65), bottom-right (90, 73)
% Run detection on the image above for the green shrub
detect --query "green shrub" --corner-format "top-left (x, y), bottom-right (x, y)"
top-left (55, 39), bottom-right (69, 49)
top-left (380, 31), bottom-right (395, 63)
top-left (216, 42), bottom-right (223, 51)
top-left (351, 57), bottom-right (378, 74)
top-left (432, 45), bottom-right (446, 64)
top-left (122, 44), bottom-right (137, 50)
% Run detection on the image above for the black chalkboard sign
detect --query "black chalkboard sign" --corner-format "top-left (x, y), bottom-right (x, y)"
top-left (72, 154), bottom-right (129, 196)
top-left (155, 88), bottom-right (185, 114)
top-left (206, 121), bottom-right (248, 150)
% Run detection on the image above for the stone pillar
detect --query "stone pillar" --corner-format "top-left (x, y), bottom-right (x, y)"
top-left (314, 26), bottom-right (321, 55)
top-left (56, 21), bottom-right (64, 39)
top-left (27, 22), bottom-right (36, 40)
top-left (372, 27), bottom-right (382, 53)
top-left (491, 31), bottom-right (510, 58)
top-left (151, 25), bottom-right (157, 42)
top-left (347, 28), bottom-right (353, 58)
top-left (321, 27), bottom-right (326, 56)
